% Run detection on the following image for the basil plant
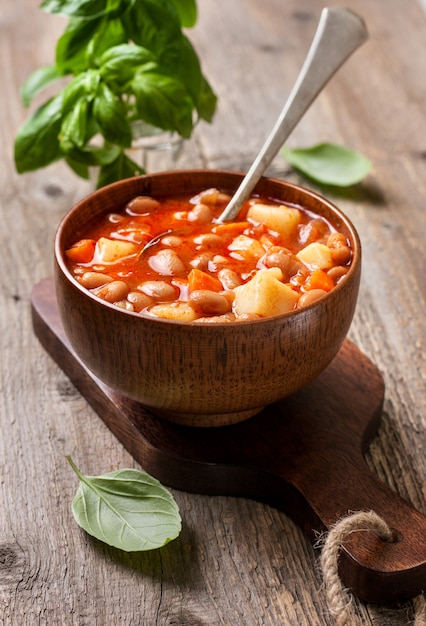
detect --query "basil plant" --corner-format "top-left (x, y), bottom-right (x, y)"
top-left (14, 0), bottom-right (217, 188)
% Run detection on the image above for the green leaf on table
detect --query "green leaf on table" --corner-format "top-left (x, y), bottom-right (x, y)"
top-left (281, 143), bottom-right (372, 187)
top-left (20, 65), bottom-right (64, 107)
top-left (67, 456), bottom-right (182, 552)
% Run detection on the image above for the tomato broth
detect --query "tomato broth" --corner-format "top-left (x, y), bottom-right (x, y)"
top-left (65, 187), bottom-right (352, 322)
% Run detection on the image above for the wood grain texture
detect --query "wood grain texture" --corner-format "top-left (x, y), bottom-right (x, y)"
top-left (1, 0), bottom-right (425, 625)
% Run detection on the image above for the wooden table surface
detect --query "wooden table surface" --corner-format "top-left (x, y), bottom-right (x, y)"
top-left (1, 1), bottom-right (425, 624)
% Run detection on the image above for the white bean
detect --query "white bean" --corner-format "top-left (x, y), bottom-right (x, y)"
top-left (263, 247), bottom-right (303, 280)
top-left (161, 236), bottom-right (183, 247)
top-left (188, 290), bottom-right (231, 315)
top-left (194, 233), bottom-right (222, 248)
top-left (297, 289), bottom-right (327, 308)
top-left (79, 272), bottom-right (114, 289)
top-left (115, 300), bottom-right (134, 311)
top-left (190, 253), bottom-right (213, 271)
top-left (327, 266), bottom-right (348, 283)
top-left (127, 291), bottom-right (153, 311)
top-left (125, 196), bottom-right (160, 214)
top-left (188, 203), bottom-right (213, 223)
top-left (327, 233), bottom-right (352, 265)
top-left (139, 281), bottom-right (177, 300)
top-left (148, 249), bottom-right (185, 275)
top-left (94, 280), bottom-right (129, 303)
top-left (218, 269), bottom-right (242, 290)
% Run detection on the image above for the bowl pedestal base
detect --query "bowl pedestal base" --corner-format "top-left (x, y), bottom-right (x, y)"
top-left (31, 276), bottom-right (426, 605)
top-left (149, 405), bottom-right (266, 427)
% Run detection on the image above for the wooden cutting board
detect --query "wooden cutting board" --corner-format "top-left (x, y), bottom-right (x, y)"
top-left (31, 277), bottom-right (426, 604)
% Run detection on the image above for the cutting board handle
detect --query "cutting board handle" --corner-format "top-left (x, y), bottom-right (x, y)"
top-left (295, 454), bottom-right (426, 604)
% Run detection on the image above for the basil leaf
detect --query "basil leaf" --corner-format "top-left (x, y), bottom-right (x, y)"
top-left (41, 0), bottom-right (108, 19)
top-left (67, 456), bottom-right (181, 551)
top-left (62, 143), bottom-right (122, 167)
top-left (99, 44), bottom-right (154, 85)
top-left (60, 97), bottom-right (91, 150)
top-left (132, 70), bottom-right (194, 138)
top-left (14, 94), bottom-right (63, 172)
top-left (169, 0), bottom-right (197, 27)
top-left (172, 35), bottom-right (201, 103)
top-left (55, 15), bottom-right (102, 73)
top-left (173, 35), bottom-right (217, 123)
top-left (85, 17), bottom-right (128, 66)
top-left (41, 0), bottom-right (130, 19)
top-left (61, 70), bottom-right (100, 113)
top-left (93, 83), bottom-right (132, 147)
top-left (124, 0), bottom-right (182, 65)
top-left (197, 76), bottom-right (217, 124)
top-left (281, 143), bottom-right (372, 187)
top-left (65, 156), bottom-right (90, 179)
top-left (97, 152), bottom-right (145, 187)
top-left (20, 65), bottom-right (64, 108)
top-left (16, 0), bottom-right (218, 187)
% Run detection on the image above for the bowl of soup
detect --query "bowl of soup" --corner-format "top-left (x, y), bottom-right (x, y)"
top-left (54, 169), bottom-right (361, 427)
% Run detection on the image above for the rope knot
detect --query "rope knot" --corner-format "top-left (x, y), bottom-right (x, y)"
top-left (319, 510), bottom-right (426, 626)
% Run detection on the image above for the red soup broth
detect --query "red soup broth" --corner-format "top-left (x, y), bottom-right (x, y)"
top-left (65, 187), bottom-right (352, 322)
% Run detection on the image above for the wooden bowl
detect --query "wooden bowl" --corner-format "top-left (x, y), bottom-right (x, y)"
top-left (54, 170), bottom-right (361, 427)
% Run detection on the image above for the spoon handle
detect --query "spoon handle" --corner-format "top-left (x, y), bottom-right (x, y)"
top-left (218, 7), bottom-right (368, 222)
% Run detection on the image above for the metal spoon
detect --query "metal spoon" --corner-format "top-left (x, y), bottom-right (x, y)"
top-left (217, 7), bottom-right (368, 223)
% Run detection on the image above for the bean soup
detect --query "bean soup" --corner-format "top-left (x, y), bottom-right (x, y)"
top-left (65, 188), bottom-right (352, 322)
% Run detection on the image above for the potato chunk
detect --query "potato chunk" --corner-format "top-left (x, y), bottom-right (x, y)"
top-left (296, 242), bottom-right (333, 270)
top-left (228, 234), bottom-right (265, 261)
top-left (247, 203), bottom-right (301, 238)
top-left (94, 237), bottom-right (138, 263)
top-left (149, 302), bottom-right (198, 321)
top-left (233, 268), bottom-right (299, 317)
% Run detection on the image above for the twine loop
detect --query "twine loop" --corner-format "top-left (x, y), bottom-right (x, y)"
top-left (319, 510), bottom-right (426, 626)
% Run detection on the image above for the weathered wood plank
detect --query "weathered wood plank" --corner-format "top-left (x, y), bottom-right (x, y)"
top-left (1, 0), bottom-right (424, 624)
